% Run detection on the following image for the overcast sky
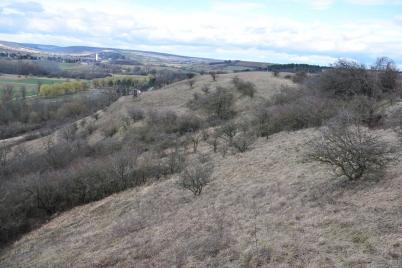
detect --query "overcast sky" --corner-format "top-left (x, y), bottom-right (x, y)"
top-left (0, 0), bottom-right (401, 67)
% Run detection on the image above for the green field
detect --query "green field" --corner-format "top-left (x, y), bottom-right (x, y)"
top-left (111, 74), bottom-right (150, 81)
top-left (0, 75), bottom-right (70, 97)
top-left (59, 62), bottom-right (87, 71)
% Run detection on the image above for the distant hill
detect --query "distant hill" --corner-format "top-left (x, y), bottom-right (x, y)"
top-left (0, 40), bottom-right (218, 65)
top-left (0, 40), bottom-right (329, 72)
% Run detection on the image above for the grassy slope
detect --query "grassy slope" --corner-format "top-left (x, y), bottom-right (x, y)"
top-left (1, 72), bottom-right (401, 267)
top-left (2, 130), bottom-right (401, 267)
top-left (88, 71), bottom-right (291, 145)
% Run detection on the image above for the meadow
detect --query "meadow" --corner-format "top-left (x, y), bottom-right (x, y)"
top-left (0, 74), bottom-right (68, 97)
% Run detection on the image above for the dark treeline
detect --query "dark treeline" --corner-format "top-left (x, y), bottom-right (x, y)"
top-left (268, 63), bottom-right (328, 73)
top-left (0, 59), bottom-right (110, 79)
top-left (150, 69), bottom-right (196, 89)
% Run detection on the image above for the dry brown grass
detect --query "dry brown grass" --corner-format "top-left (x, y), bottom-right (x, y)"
top-left (2, 72), bottom-right (402, 267)
top-left (1, 128), bottom-right (401, 267)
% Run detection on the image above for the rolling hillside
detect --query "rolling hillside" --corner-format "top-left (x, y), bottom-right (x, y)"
top-left (1, 72), bottom-right (401, 267)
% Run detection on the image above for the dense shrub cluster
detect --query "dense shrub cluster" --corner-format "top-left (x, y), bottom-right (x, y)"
top-left (188, 86), bottom-right (236, 123)
top-left (0, 131), bottom-right (191, 247)
top-left (251, 58), bottom-right (400, 139)
top-left (252, 90), bottom-right (337, 138)
top-left (311, 58), bottom-right (400, 98)
top-left (232, 77), bottom-right (257, 98)
top-left (0, 87), bottom-right (115, 139)
top-left (150, 69), bottom-right (194, 89)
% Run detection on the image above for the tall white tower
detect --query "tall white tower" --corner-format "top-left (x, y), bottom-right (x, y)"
top-left (95, 53), bottom-right (99, 62)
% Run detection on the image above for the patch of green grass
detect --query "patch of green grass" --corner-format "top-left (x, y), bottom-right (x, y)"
top-left (111, 74), bottom-right (150, 81)
top-left (59, 62), bottom-right (83, 71)
top-left (0, 76), bottom-right (69, 97)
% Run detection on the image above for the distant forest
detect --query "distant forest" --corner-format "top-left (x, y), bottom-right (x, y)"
top-left (267, 63), bottom-right (329, 73)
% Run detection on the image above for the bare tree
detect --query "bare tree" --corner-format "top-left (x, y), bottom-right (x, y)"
top-left (0, 144), bottom-right (10, 175)
top-left (372, 57), bottom-right (399, 97)
top-left (60, 124), bottom-right (78, 143)
top-left (111, 150), bottom-right (137, 189)
top-left (1, 85), bottom-right (14, 104)
top-left (190, 132), bottom-right (203, 153)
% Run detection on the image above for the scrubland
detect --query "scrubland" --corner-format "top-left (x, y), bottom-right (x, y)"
top-left (1, 60), bottom-right (402, 267)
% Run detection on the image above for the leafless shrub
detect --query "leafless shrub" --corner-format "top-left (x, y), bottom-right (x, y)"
top-left (110, 150), bottom-right (138, 189)
top-left (177, 114), bottom-right (203, 135)
top-left (271, 86), bottom-right (302, 106)
top-left (201, 85), bottom-right (210, 94)
top-left (127, 107), bottom-right (145, 121)
top-left (85, 122), bottom-right (97, 135)
top-left (102, 122), bottom-right (120, 137)
top-left (24, 173), bottom-right (63, 216)
top-left (43, 138), bottom-right (72, 169)
top-left (347, 95), bottom-right (386, 128)
top-left (232, 133), bottom-right (256, 153)
top-left (56, 100), bottom-right (88, 120)
top-left (313, 59), bottom-right (399, 99)
top-left (252, 105), bottom-right (272, 138)
top-left (60, 123), bottom-right (78, 143)
top-left (148, 110), bottom-right (177, 132)
top-left (292, 71), bottom-right (307, 84)
top-left (386, 108), bottom-right (402, 144)
top-left (306, 118), bottom-right (396, 180)
top-left (207, 133), bottom-right (219, 153)
top-left (187, 132), bottom-right (203, 153)
top-left (218, 121), bottom-right (238, 144)
top-left (253, 95), bottom-right (337, 138)
top-left (187, 79), bottom-right (195, 89)
top-left (166, 148), bottom-right (186, 175)
top-left (372, 57), bottom-right (399, 96)
top-left (188, 87), bottom-right (235, 122)
top-left (79, 119), bottom-right (86, 128)
top-left (178, 159), bottom-right (214, 196)
top-left (210, 72), bottom-right (217, 81)
top-left (232, 77), bottom-right (257, 98)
